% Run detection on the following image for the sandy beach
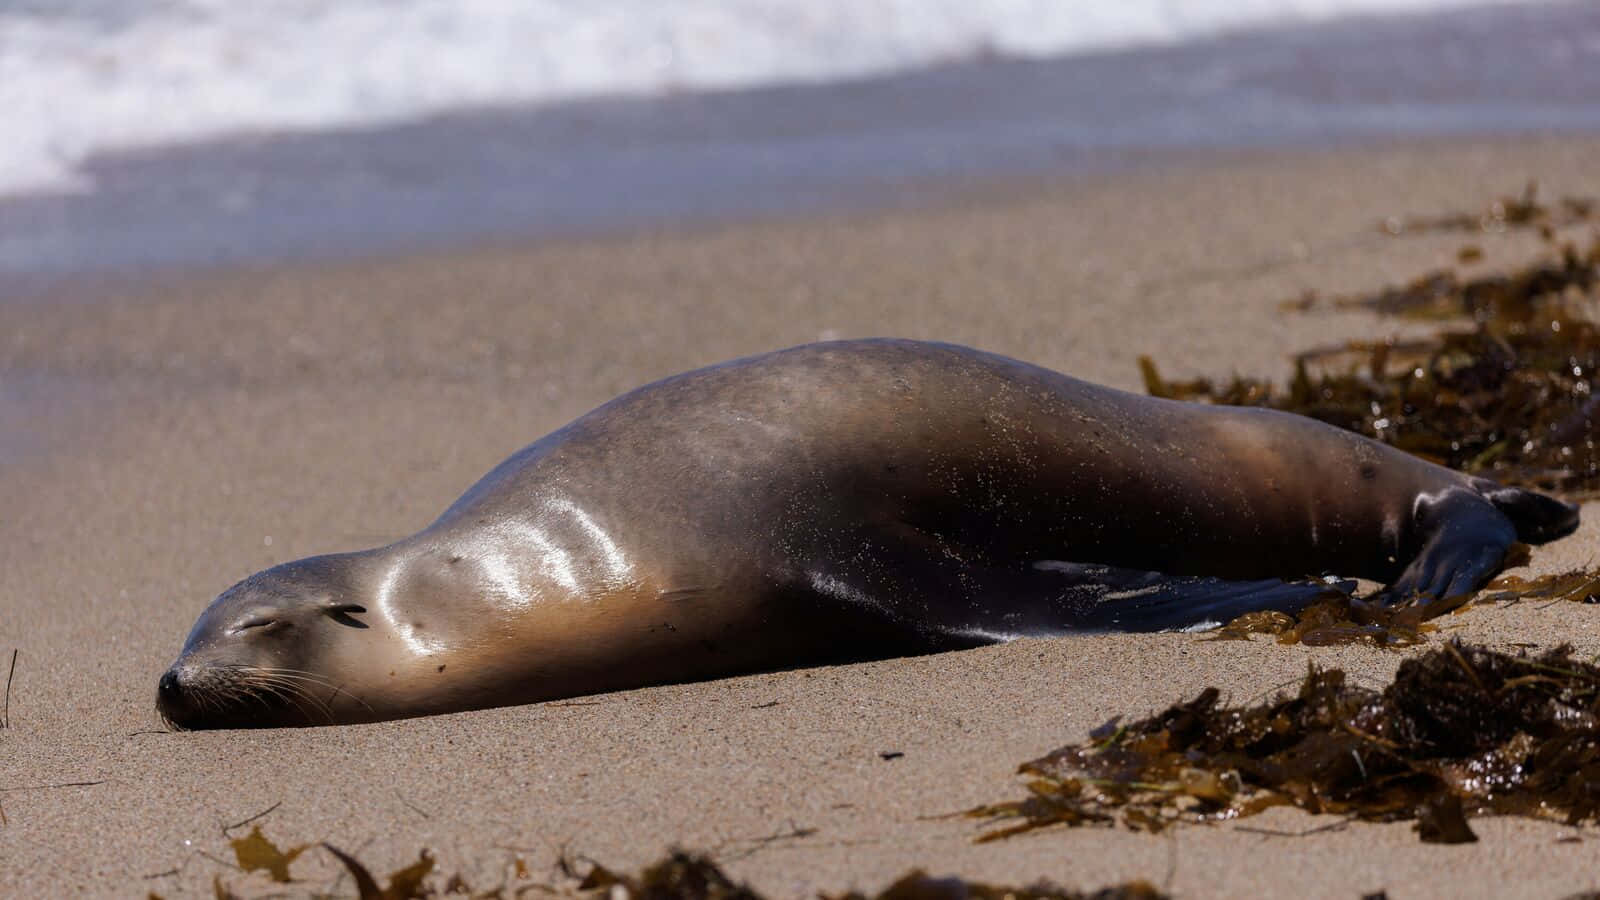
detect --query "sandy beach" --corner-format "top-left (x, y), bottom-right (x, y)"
top-left (3, 134), bottom-right (1600, 897)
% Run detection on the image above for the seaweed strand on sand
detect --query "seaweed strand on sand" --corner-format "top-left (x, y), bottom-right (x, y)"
top-left (973, 642), bottom-right (1600, 845)
top-left (197, 832), bottom-right (1169, 899)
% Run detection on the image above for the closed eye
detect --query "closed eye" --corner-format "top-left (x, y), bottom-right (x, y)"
top-left (235, 617), bottom-right (288, 634)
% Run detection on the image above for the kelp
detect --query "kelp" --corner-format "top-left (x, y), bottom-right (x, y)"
top-left (1475, 569), bottom-right (1600, 606)
top-left (587, 852), bottom-right (1168, 900)
top-left (1142, 237), bottom-right (1600, 497)
top-left (1205, 593), bottom-right (1437, 648)
top-left (973, 643), bottom-right (1600, 845)
top-left (229, 825), bottom-right (307, 883)
top-left (575, 852), bottom-right (762, 900)
top-left (191, 836), bottom-right (1165, 899)
top-left (322, 844), bottom-right (435, 900)
top-left (1292, 237), bottom-right (1598, 320)
top-left (829, 870), bottom-right (1167, 900)
top-left (1377, 182), bottom-right (1595, 237)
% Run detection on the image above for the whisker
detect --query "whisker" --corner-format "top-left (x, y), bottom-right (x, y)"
top-left (250, 675), bottom-right (336, 722)
top-left (252, 667), bottom-right (342, 689)
top-left (252, 671), bottom-right (372, 716)
top-left (256, 682), bottom-right (329, 725)
top-left (248, 662), bottom-right (376, 711)
top-left (247, 666), bottom-right (375, 713)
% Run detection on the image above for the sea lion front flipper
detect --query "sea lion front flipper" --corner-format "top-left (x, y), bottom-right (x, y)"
top-left (799, 531), bottom-right (1354, 643)
top-left (1026, 562), bottom-right (1355, 634)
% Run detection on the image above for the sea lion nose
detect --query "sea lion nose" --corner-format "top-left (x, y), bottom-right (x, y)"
top-left (156, 668), bottom-right (200, 729)
top-left (157, 669), bottom-right (182, 702)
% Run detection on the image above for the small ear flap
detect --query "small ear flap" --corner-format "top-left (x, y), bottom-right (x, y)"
top-left (322, 602), bottom-right (369, 628)
top-left (1474, 480), bottom-right (1580, 544)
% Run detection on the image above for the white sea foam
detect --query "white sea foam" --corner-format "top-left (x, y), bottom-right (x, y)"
top-left (0, 0), bottom-right (1559, 198)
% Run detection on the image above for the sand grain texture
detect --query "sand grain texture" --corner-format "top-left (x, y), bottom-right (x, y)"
top-left (3, 136), bottom-right (1600, 898)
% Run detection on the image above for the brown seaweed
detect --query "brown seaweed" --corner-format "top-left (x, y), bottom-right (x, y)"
top-left (1204, 592), bottom-right (1439, 648)
top-left (576, 852), bottom-right (762, 900)
top-left (321, 845), bottom-right (435, 900)
top-left (973, 643), bottom-right (1600, 844)
top-left (1142, 236), bottom-right (1600, 497)
top-left (1475, 570), bottom-right (1600, 606)
top-left (202, 836), bottom-right (1165, 899)
top-left (582, 852), bottom-right (1168, 900)
top-left (1328, 238), bottom-right (1597, 319)
top-left (228, 825), bottom-right (306, 883)
top-left (829, 869), bottom-right (1167, 900)
top-left (1378, 182), bottom-right (1595, 237)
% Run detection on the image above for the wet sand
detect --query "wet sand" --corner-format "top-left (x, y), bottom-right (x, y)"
top-left (2, 134), bottom-right (1599, 897)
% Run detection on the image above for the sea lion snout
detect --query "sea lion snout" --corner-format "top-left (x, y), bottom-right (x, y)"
top-left (155, 663), bottom-right (242, 730)
top-left (155, 665), bottom-right (201, 729)
top-left (154, 659), bottom-right (317, 730)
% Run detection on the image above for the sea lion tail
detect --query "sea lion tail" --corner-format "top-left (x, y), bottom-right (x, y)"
top-left (1473, 480), bottom-right (1581, 545)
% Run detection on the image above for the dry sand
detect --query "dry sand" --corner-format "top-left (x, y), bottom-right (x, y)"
top-left (3, 135), bottom-right (1600, 898)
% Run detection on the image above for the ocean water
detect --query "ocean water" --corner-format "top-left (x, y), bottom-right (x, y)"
top-left (1, 0), bottom-right (1596, 278)
top-left (0, 0), bottom-right (1565, 199)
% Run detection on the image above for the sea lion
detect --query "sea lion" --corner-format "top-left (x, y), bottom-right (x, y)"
top-left (156, 339), bottom-right (1579, 728)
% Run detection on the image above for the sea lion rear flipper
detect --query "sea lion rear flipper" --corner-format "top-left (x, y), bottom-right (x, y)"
top-left (1472, 479), bottom-right (1580, 544)
top-left (1384, 485), bottom-right (1524, 602)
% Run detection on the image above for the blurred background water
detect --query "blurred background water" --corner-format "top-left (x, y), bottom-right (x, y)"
top-left (1, 0), bottom-right (1596, 280)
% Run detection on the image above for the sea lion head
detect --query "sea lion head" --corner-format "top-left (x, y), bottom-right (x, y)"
top-left (156, 553), bottom-right (395, 729)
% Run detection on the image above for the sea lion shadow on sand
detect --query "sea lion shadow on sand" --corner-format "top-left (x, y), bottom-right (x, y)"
top-left (155, 339), bottom-right (1579, 728)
